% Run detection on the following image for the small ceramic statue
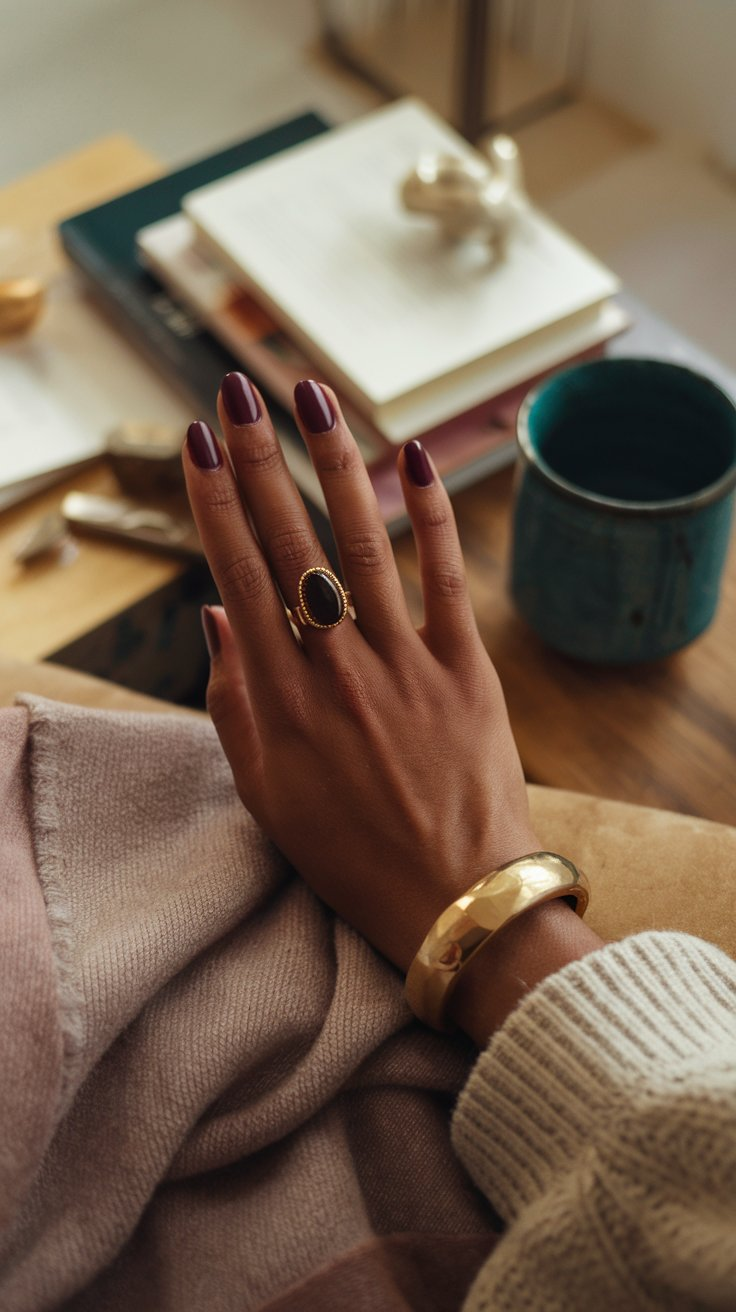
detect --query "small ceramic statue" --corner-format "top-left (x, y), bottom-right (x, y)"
top-left (400, 134), bottom-right (528, 258)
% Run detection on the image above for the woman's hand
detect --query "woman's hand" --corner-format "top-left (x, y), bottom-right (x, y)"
top-left (183, 373), bottom-right (540, 975)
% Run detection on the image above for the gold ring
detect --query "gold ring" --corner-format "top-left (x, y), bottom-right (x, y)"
top-left (286, 567), bottom-right (353, 631)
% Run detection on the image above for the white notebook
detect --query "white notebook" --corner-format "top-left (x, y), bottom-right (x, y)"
top-left (184, 98), bottom-right (621, 442)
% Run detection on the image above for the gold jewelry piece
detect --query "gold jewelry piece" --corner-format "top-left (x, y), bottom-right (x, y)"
top-left (0, 277), bottom-right (45, 336)
top-left (404, 852), bottom-right (590, 1031)
top-left (286, 566), bottom-right (353, 631)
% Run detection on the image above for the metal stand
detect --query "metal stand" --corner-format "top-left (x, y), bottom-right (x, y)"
top-left (318, 0), bottom-right (589, 143)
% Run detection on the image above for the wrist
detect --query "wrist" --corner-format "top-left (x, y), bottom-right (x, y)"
top-left (403, 845), bottom-right (602, 1043)
top-left (388, 826), bottom-right (543, 976)
top-left (448, 898), bottom-right (604, 1046)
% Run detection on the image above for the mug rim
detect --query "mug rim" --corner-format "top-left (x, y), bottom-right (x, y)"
top-left (517, 358), bottom-right (736, 517)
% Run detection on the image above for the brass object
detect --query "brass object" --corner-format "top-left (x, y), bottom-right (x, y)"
top-left (106, 421), bottom-right (186, 498)
top-left (13, 511), bottom-right (70, 564)
top-left (0, 277), bottom-right (45, 336)
top-left (404, 852), bottom-right (590, 1031)
top-left (61, 492), bottom-right (202, 559)
top-left (400, 135), bottom-right (528, 257)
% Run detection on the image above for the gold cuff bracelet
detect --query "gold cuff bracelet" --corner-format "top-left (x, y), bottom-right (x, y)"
top-left (404, 852), bottom-right (590, 1031)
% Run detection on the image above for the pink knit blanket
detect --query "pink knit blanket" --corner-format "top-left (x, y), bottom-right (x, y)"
top-left (0, 699), bottom-right (497, 1311)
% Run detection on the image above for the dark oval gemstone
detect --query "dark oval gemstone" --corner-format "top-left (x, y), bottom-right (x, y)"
top-left (302, 570), bottom-right (345, 627)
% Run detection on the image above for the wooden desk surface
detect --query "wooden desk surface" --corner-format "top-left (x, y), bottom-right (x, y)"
top-left (2, 139), bottom-right (735, 825)
top-left (395, 469), bottom-right (736, 824)
top-left (0, 138), bottom-right (183, 663)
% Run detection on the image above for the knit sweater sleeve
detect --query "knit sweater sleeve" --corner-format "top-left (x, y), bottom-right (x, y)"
top-left (451, 931), bottom-right (736, 1312)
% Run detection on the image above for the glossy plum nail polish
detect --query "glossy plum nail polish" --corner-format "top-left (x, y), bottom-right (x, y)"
top-left (201, 606), bottom-right (220, 659)
top-left (221, 371), bottom-right (261, 426)
top-left (403, 439), bottom-right (434, 487)
top-left (187, 420), bottom-right (222, 470)
top-left (294, 380), bottom-right (336, 434)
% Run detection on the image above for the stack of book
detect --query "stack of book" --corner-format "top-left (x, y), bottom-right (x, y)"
top-left (60, 98), bottom-right (625, 538)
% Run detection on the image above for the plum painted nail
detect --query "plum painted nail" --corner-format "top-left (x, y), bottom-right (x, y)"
top-left (294, 380), bottom-right (336, 434)
top-left (187, 420), bottom-right (222, 470)
top-left (403, 440), bottom-right (434, 487)
top-left (221, 371), bottom-right (261, 426)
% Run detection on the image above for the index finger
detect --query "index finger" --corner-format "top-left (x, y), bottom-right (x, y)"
top-left (183, 419), bottom-right (303, 687)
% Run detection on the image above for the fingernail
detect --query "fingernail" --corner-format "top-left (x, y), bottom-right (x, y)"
top-left (403, 440), bottom-right (434, 487)
top-left (201, 605), bottom-right (220, 659)
top-left (221, 371), bottom-right (261, 426)
top-left (187, 420), bottom-right (222, 470)
top-left (294, 380), bottom-right (336, 434)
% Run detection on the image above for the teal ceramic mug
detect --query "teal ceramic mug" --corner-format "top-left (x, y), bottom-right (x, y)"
top-left (510, 358), bottom-right (736, 663)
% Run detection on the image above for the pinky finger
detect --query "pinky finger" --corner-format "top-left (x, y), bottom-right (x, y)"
top-left (399, 441), bottom-right (478, 659)
top-left (201, 605), bottom-right (264, 811)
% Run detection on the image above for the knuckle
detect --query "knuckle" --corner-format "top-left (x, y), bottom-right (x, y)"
top-left (426, 562), bottom-right (468, 602)
top-left (217, 551), bottom-right (272, 605)
top-left (235, 437), bottom-right (282, 475)
top-left (341, 527), bottom-right (392, 578)
top-left (311, 444), bottom-right (361, 479)
top-left (265, 681), bottom-right (313, 739)
top-left (451, 640), bottom-right (491, 693)
top-left (196, 481), bottom-right (243, 517)
top-left (329, 663), bottom-right (375, 719)
top-left (416, 500), bottom-right (452, 533)
top-left (267, 524), bottom-right (316, 570)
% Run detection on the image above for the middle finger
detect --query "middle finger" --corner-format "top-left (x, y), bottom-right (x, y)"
top-left (218, 372), bottom-right (362, 656)
top-left (292, 380), bottom-right (414, 654)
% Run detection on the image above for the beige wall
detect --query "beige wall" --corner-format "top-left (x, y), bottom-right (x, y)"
top-left (582, 0), bottom-right (736, 168)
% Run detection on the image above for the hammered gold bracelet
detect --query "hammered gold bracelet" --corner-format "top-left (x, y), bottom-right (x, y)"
top-left (404, 852), bottom-right (590, 1031)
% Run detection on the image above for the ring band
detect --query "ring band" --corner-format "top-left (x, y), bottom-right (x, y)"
top-left (287, 567), bottom-right (353, 631)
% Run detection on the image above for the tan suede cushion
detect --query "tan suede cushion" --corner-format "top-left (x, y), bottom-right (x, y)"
top-left (2, 656), bottom-right (733, 959)
top-left (529, 786), bottom-right (736, 955)
top-left (0, 656), bottom-right (197, 716)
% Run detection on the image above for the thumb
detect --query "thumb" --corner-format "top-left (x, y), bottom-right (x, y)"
top-left (201, 605), bottom-right (263, 807)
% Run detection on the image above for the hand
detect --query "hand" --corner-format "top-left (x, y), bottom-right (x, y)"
top-left (183, 374), bottom-right (540, 976)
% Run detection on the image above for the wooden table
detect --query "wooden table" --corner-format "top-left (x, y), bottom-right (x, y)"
top-left (0, 138), bottom-right (184, 657)
top-left (397, 297), bottom-right (736, 825)
top-left (396, 465), bottom-right (736, 824)
top-left (2, 141), bottom-right (734, 824)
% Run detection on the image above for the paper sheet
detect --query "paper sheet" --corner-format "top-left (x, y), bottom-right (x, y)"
top-left (0, 268), bottom-right (191, 504)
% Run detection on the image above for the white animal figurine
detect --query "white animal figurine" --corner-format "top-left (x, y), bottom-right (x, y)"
top-left (400, 135), bottom-right (528, 258)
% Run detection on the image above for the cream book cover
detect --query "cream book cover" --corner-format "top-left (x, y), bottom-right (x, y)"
top-left (184, 98), bottom-right (621, 441)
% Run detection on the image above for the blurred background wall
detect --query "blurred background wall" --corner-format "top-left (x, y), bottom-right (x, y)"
top-left (1, 0), bottom-right (734, 363)
top-left (583, 0), bottom-right (735, 170)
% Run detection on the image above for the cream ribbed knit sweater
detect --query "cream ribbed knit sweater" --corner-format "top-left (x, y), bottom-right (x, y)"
top-left (452, 931), bottom-right (736, 1311)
